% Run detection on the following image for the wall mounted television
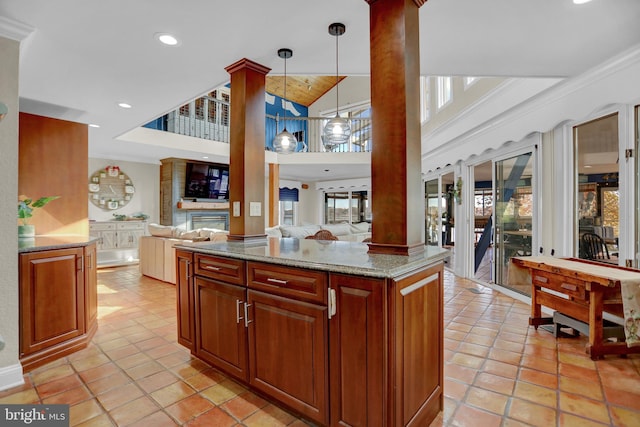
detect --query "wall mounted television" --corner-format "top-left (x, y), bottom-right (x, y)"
top-left (184, 161), bottom-right (229, 200)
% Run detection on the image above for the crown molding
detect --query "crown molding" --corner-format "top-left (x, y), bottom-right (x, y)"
top-left (0, 16), bottom-right (35, 42)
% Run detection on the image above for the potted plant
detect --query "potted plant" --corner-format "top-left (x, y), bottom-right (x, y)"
top-left (18, 196), bottom-right (60, 238)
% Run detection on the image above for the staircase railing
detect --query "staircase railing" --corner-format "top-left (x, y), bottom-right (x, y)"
top-left (147, 96), bottom-right (372, 153)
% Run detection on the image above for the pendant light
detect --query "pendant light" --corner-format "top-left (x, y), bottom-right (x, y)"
top-left (322, 23), bottom-right (351, 151)
top-left (272, 48), bottom-right (297, 154)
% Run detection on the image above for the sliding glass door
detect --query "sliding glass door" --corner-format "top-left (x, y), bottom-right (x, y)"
top-left (494, 153), bottom-right (534, 295)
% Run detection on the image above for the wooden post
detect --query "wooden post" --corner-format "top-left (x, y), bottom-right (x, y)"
top-left (269, 163), bottom-right (280, 227)
top-left (365, 0), bottom-right (426, 256)
top-left (225, 59), bottom-right (271, 241)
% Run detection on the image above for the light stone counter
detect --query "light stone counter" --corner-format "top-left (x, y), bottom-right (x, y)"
top-left (18, 235), bottom-right (98, 253)
top-left (176, 237), bottom-right (449, 278)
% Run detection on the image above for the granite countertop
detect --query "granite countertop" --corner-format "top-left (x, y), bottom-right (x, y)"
top-left (176, 238), bottom-right (449, 278)
top-left (18, 235), bottom-right (99, 253)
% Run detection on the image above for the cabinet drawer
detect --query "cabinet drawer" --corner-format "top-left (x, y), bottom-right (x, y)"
top-left (195, 254), bottom-right (245, 286)
top-left (116, 222), bottom-right (146, 231)
top-left (532, 270), bottom-right (586, 301)
top-left (89, 222), bottom-right (116, 231)
top-left (248, 262), bottom-right (327, 304)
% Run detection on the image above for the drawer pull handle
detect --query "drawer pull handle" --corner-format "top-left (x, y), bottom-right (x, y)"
top-left (561, 283), bottom-right (577, 291)
top-left (267, 278), bottom-right (288, 285)
top-left (236, 299), bottom-right (244, 324)
top-left (244, 303), bottom-right (252, 327)
top-left (202, 265), bottom-right (221, 271)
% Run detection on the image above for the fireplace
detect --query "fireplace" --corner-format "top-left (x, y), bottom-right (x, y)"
top-left (187, 211), bottom-right (229, 230)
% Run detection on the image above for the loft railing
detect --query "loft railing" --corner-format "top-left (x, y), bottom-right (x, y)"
top-left (150, 96), bottom-right (372, 153)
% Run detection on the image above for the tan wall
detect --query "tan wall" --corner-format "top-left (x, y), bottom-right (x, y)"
top-left (18, 113), bottom-right (88, 235)
top-left (0, 36), bottom-right (20, 376)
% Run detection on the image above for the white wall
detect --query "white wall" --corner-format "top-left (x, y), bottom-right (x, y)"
top-left (0, 35), bottom-right (23, 389)
top-left (308, 76), bottom-right (371, 117)
top-left (88, 159), bottom-right (160, 224)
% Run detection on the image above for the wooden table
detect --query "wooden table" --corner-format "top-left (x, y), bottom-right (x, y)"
top-left (511, 256), bottom-right (640, 359)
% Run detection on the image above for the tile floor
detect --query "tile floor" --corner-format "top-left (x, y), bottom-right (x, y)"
top-left (1, 265), bottom-right (639, 426)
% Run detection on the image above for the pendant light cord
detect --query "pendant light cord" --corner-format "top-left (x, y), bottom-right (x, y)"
top-left (335, 32), bottom-right (339, 116)
top-left (283, 54), bottom-right (287, 128)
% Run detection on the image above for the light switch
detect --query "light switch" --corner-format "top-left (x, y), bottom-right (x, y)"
top-left (233, 201), bottom-right (241, 217)
top-left (249, 202), bottom-right (261, 217)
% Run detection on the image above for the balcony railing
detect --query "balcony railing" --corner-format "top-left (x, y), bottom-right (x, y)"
top-left (151, 96), bottom-right (372, 153)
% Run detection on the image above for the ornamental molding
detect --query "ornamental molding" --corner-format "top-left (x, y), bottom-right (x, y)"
top-left (0, 16), bottom-right (34, 42)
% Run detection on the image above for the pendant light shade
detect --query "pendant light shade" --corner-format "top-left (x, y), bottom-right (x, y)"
top-left (272, 48), bottom-right (297, 154)
top-left (322, 23), bottom-right (351, 151)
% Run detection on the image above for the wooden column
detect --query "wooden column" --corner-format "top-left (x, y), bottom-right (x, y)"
top-left (365, 0), bottom-right (426, 256)
top-left (225, 59), bottom-right (271, 241)
top-left (268, 163), bottom-right (280, 227)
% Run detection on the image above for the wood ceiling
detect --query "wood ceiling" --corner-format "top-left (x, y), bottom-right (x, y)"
top-left (265, 75), bottom-right (346, 107)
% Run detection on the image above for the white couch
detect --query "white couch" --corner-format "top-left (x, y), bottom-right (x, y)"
top-left (266, 222), bottom-right (371, 242)
top-left (139, 224), bottom-right (229, 284)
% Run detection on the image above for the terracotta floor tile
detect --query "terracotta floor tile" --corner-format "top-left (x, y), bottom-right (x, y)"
top-left (114, 351), bottom-right (152, 370)
top-left (492, 338), bottom-right (525, 354)
top-left (128, 410), bottom-right (179, 427)
top-left (559, 362), bottom-right (601, 382)
top-left (609, 405), bottom-right (640, 427)
top-left (150, 380), bottom-right (196, 407)
top-left (482, 359), bottom-right (519, 379)
top-left (444, 379), bottom-right (469, 400)
top-left (201, 379), bottom-right (246, 405)
top-left (36, 374), bottom-right (84, 399)
top-left (520, 354), bottom-right (558, 374)
top-left (445, 363), bottom-right (479, 384)
top-left (560, 375), bottom-right (604, 400)
top-left (450, 403), bottom-right (502, 427)
top-left (42, 385), bottom-right (91, 405)
top-left (0, 389), bottom-right (40, 404)
top-left (602, 387), bottom-right (640, 411)
top-left (457, 342), bottom-right (490, 358)
top-left (186, 407), bottom-right (237, 427)
top-left (109, 395), bottom-right (160, 426)
top-left (71, 353), bottom-right (111, 372)
top-left (85, 371), bottom-right (131, 395)
top-left (125, 360), bottom-right (165, 380)
top-left (559, 392), bottom-right (611, 425)
top-left (450, 352), bottom-right (486, 369)
top-left (242, 403), bottom-right (297, 427)
top-left (102, 343), bottom-right (139, 361)
top-left (473, 372), bottom-right (515, 395)
top-left (144, 343), bottom-right (182, 359)
top-left (558, 351), bottom-right (597, 370)
top-left (137, 370), bottom-right (179, 393)
top-left (465, 387), bottom-right (509, 415)
top-left (507, 398), bottom-right (557, 427)
top-left (78, 362), bottom-right (120, 384)
top-left (97, 382), bottom-right (144, 411)
top-left (514, 381), bottom-right (557, 408)
top-left (74, 413), bottom-right (114, 427)
top-left (487, 348), bottom-right (522, 365)
top-left (558, 412), bottom-right (609, 427)
top-left (518, 367), bottom-right (558, 389)
top-left (166, 394), bottom-right (216, 424)
top-left (69, 399), bottom-right (105, 427)
top-left (170, 359), bottom-right (211, 379)
top-left (182, 369), bottom-right (227, 392)
top-left (97, 337), bottom-right (130, 352)
top-left (220, 391), bottom-right (270, 421)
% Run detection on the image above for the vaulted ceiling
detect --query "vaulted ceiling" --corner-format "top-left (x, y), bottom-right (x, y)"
top-left (2, 0), bottom-right (640, 178)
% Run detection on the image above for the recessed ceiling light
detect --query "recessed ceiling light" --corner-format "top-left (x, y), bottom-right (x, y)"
top-left (89, 124), bottom-right (100, 128)
top-left (118, 102), bottom-right (132, 109)
top-left (155, 33), bottom-right (180, 46)
top-left (573, 0), bottom-right (592, 4)
top-left (584, 165), bottom-right (593, 168)
top-left (202, 156), bottom-right (209, 159)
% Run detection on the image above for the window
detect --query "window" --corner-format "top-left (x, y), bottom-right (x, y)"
top-left (474, 188), bottom-right (493, 217)
top-left (464, 77), bottom-right (478, 89)
top-left (420, 76), bottom-right (430, 123)
top-left (325, 191), bottom-right (370, 224)
top-left (436, 76), bottom-right (452, 110)
top-left (279, 187), bottom-right (299, 225)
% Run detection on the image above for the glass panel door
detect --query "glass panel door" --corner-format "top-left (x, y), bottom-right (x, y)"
top-left (494, 153), bottom-right (534, 295)
top-left (425, 179), bottom-right (440, 246)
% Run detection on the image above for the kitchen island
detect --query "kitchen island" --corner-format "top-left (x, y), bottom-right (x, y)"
top-left (18, 235), bottom-right (98, 372)
top-left (175, 238), bottom-right (448, 427)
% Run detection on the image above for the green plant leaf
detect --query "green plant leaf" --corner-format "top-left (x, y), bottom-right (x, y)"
top-left (31, 196), bottom-right (60, 208)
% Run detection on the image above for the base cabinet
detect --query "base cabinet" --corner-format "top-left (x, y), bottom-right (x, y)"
top-left (177, 251), bottom-right (443, 427)
top-left (89, 221), bottom-right (146, 266)
top-left (19, 243), bottom-right (98, 372)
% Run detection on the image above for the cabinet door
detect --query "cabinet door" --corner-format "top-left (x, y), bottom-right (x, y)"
top-left (248, 290), bottom-right (328, 425)
top-left (20, 248), bottom-right (85, 357)
top-left (116, 230), bottom-right (140, 248)
top-left (194, 276), bottom-right (248, 382)
top-left (96, 230), bottom-right (116, 250)
top-left (329, 274), bottom-right (385, 427)
top-left (176, 250), bottom-right (194, 349)
top-left (85, 243), bottom-right (98, 332)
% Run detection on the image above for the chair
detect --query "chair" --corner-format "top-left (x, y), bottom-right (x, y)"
top-left (305, 230), bottom-right (338, 241)
top-left (580, 232), bottom-right (610, 260)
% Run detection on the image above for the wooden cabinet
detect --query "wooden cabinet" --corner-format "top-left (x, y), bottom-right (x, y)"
top-left (194, 276), bottom-right (248, 381)
top-left (19, 243), bottom-right (98, 372)
top-left (248, 289), bottom-right (328, 424)
top-left (179, 250), bottom-right (444, 427)
top-left (176, 249), bottom-right (194, 348)
top-left (89, 221), bottom-right (146, 266)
